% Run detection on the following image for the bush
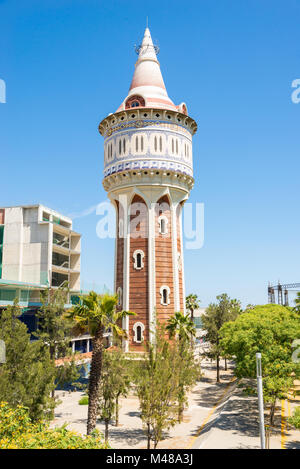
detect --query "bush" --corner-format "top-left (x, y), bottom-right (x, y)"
top-left (78, 396), bottom-right (89, 406)
top-left (289, 406), bottom-right (300, 429)
top-left (0, 402), bottom-right (108, 449)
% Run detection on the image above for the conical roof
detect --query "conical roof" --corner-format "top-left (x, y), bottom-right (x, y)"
top-left (117, 28), bottom-right (180, 113)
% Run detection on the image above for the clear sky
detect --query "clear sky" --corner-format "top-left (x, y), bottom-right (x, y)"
top-left (1, 0), bottom-right (299, 307)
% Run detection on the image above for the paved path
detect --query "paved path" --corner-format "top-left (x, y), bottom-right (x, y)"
top-left (52, 360), bottom-right (300, 449)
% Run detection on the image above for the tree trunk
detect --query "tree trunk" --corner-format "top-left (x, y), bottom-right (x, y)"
top-left (115, 395), bottom-right (119, 426)
top-left (104, 419), bottom-right (109, 444)
top-left (224, 357), bottom-right (227, 371)
top-left (50, 345), bottom-right (56, 399)
top-left (216, 355), bottom-right (220, 383)
top-left (87, 327), bottom-right (104, 435)
top-left (147, 423), bottom-right (151, 449)
top-left (269, 400), bottom-right (276, 426)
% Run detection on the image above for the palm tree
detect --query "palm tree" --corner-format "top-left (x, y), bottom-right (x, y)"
top-left (69, 291), bottom-right (135, 435)
top-left (185, 294), bottom-right (200, 321)
top-left (166, 311), bottom-right (196, 342)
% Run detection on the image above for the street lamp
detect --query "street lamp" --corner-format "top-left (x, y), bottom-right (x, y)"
top-left (256, 352), bottom-right (266, 449)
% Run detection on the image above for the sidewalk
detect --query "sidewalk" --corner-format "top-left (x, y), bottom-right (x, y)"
top-left (51, 359), bottom-right (300, 449)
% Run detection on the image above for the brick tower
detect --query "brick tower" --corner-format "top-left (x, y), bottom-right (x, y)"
top-left (99, 28), bottom-right (197, 351)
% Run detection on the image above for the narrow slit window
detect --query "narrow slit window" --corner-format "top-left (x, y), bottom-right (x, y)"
top-left (163, 289), bottom-right (167, 304)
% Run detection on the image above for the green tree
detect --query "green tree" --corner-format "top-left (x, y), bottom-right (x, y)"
top-left (294, 292), bottom-right (300, 314)
top-left (111, 348), bottom-right (131, 427)
top-left (34, 286), bottom-right (79, 398)
top-left (0, 300), bottom-right (55, 421)
top-left (98, 350), bottom-right (116, 444)
top-left (220, 304), bottom-right (300, 425)
top-left (97, 348), bottom-right (130, 443)
top-left (185, 294), bottom-right (200, 321)
top-left (166, 312), bottom-right (199, 421)
top-left (69, 292), bottom-right (135, 435)
top-left (0, 402), bottom-right (108, 449)
top-left (135, 324), bottom-right (178, 449)
top-left (202, 293), bottom-right (242, 382)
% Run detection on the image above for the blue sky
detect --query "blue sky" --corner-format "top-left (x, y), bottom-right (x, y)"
top-left (0, 0), bottom-right (299, 307)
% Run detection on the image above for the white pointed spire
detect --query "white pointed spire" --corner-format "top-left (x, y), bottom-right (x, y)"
top-left (117, 28), bottom-right (178, 112)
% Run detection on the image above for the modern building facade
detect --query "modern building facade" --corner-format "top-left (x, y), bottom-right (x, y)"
top-left (0, 204), bottom-right (81, 308)
top-left (99, 28), bottom-right (197, 351)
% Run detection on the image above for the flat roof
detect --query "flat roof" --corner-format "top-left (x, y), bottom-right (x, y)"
top-left (0, 204), bottom-right (72, 223)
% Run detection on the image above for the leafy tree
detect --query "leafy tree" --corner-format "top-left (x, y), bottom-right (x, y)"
top-left (166, 312), bottom-right (199, 421)
top-left (0, 301), bottom-right (55, 421)
top-left (69, 292), bottom-right (135, 435)
top-left (220, 304), bottom-right (300, 425)
top-left (0, 402), bottom-right (108, 449)
top-left (110, 348), bottom-right (131, 427)
top-left (135, 324), bottom-right (178, 449)
top-left (294, 292), bottom-right (300, 314)
top-left (185, 294), bottom-right (200, 321)
top-left (34, 286), bottom-right (79, 398)
top-left (97, 348), bottom-right (130, 443)
top-left (202, 293), bottom-right (242, 382)
top-left (98, 350), bottom-right (116, 444)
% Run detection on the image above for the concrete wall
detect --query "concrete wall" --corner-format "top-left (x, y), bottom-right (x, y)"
top-left (2, 207), bottom-right (24, 281)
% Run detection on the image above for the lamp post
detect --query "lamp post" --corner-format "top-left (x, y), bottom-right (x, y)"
top-left (256, 352), bottom-right (266, 449)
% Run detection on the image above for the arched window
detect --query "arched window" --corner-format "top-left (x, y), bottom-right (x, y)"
top-left (117, 286), bottom-right (122, 308)
top-left (160, 285), bottom-right (170, 306)
top-left (176, 139), bottom-right (178, 155)
top-left (159, 136), bottom-right (162, 152)
top-left (158, 215), bottom-right (168, 235)
top-left (172, 139), bottom-right (174, 154)
top-left (119, 140), bottom-right (122, 155)
top-left (125, 95), bottom-right (145, 109)
top-left (136, 136), bottom-right (139, 152)
top-left (154, 136), bottom-right (157, 152)
top-left (133, 249), bottom-right (145, 270)
top-left (141, 136), bottom-right (144, 152)
top-left (123, 138), bottom-right (126, 154)
top-left (133, 322), bottom-right (145, 343)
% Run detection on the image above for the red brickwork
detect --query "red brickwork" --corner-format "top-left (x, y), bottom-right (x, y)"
top-left (128, 195), bottom-right (149, 350)
top-left (115, 201), bottom-right (124, 312)
top-left (155, 195), bottom-right (174, 323)
top-left (176, 204), bottom-right (184, 312)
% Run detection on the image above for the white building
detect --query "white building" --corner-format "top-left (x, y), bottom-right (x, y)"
top-left (0, 204), bottom-right (81, 307)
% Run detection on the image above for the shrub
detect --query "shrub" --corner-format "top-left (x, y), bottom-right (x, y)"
top-left (289, 406), bottom-right (300, 429)
top-left (0, 402), bottom-right (108, 449)
top-left (78, 396), bottom-right (89, 406)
